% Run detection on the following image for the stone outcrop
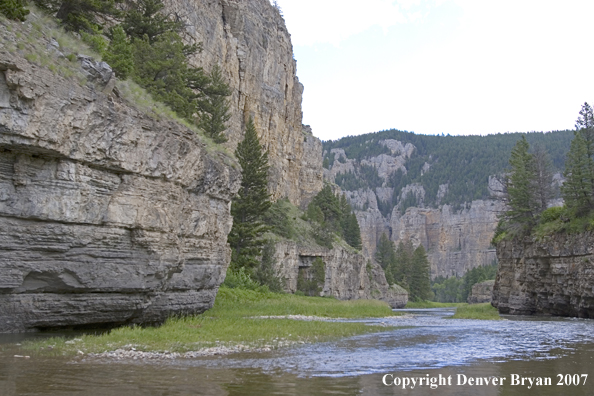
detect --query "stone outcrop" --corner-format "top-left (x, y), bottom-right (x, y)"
top-left (492, 233), bottom-right (594, 317)
top-left (0, 50), bottom-right (240, 332)
top-left (391, 200), bottom-right (504, 279)
top-left (166, 0), bottom-right (323, 207)
top-left (322, 137), bottom-right (504, 279)
top-left (272, 241), bottom-right (405, 305)
top-left (382, 284), bottom-right (408, 308)
top-left (355, 209), bottom-right (390, 260)
top-left (467, 280), bottom-right (495, 304)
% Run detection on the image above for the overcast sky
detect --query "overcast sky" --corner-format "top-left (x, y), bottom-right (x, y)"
top-left (274, 0), bottom-right (594, 141)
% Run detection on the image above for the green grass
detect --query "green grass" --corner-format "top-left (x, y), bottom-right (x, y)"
top-left (405, 301), bottom-right (466, 309)
top-left (22, 287), bottom-right (398, 356)
top-left (450, 303), bottom-right (502, 320)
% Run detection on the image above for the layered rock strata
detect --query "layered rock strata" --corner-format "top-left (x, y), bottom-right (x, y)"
top-left (272, 241), bottom-right (406, 306)
top-left (390, 200), bottom-right (503, 279)
top-left (0, 52), bottom-right (240, 332)
top-left (492, 233), bottom-right (594, 317)
top-left (166, 0), bottom-right (323, 207)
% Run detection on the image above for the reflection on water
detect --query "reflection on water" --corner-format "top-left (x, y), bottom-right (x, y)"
top-left (1, 309), bottom-right (593, 395)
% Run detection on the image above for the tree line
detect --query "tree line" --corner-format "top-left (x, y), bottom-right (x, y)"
top-left (2, 0), bottom-right (231, 143)
top-left (375, 234), bottom-right (431, 301)
top-left (496, 103), bottom-right (594, 240)
top-left (323, 129), bottom-right (573, 213)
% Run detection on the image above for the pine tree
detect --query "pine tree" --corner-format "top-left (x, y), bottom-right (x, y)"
top-left (344, 213), bottom-right (362, 250)
top-left (254, 242), bottom-right (283, 292)
top-left (375, 233), bottom-right (393, 269)
top-left (575, 102), bottom-right (594, 159)
top-left (562, 131), bottom-right (594, 215)
top-left (33, 0), bottom-right (121, 32)
top-left (531, 144), bottom-right (553, 214)
top-left (131, 31), bottom-right (207, 121)
top-left (311, 185), bottom-right (341, 231)
top-left (375, 233), bottom-right (395, 284)
top-left (197, 65), bottom-right (231, 143)
top-left (504, 136), bottom-right (537, 233)
top-left (228, 118), bottom-right (271, 271)
top-left (0, 0), bottom-right (29, 21)
top-left (103, 25), bottom-right (134, 79)
top-left (393, 241), bottom-right (412, 289)
top-left (121, 0), bottom-right (184, 43)
top-left (410, 245), bottom-right (432, 301)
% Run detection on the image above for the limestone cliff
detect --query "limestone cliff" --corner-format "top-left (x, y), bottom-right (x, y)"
top-left (492, 234), bottom-right (594, 317)
top-left (0, 48), bottom-right (240, 331)
top-left (166, 0), bottom-right (323, 207)
top-left (272, 241), bottom-right (407, 307)
top-left (323, 138), bottom-right (503, 279)
top-left (390, 201), bottom-right (503, 279)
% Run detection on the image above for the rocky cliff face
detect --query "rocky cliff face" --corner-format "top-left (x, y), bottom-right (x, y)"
top-left (0, 49), bottom-right (240, 332)
top-left (467, 280), bottom-right (495, 304)
top-left (323, 138), bottom-right (503, 278)
top-left (166, 0), bottom-right (323, 207)
top-left (272, 241), bottom-right (407, 306)
top-left (391, 200), bottom-right (503, 279)
top-left (492, 234), bottom-right (594, 317)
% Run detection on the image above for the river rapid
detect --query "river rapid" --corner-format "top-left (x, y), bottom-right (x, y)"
top-left (1, 308), bottom-right (594, 396)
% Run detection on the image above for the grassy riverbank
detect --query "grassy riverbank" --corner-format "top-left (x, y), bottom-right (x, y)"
top-left (404, 300), bottom-right (501, 320)
top-left (451, 303), bottom-right (502, 320)
top-left (23, 288), bottom-right (398, 356)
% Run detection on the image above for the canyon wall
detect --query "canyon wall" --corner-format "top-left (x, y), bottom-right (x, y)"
top-left (324, 139), bottom-right (503, 279)
top-left (0, 49), bottom-right (240, 332)
top-left (492, 233), bottom-right (594, 317)
top-left (390, 200), bottom-right (503, 279)
top-left (166, 0), bottom-right (323, 207)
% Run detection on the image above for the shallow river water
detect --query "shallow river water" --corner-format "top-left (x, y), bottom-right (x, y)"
top-left (1, 308), bottom-right (594, 396)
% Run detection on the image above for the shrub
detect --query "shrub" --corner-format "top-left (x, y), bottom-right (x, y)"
top-left (221, 267), bottom-right (261, 290)
top-left (0, 0), bottom-right (29, 21)
top-left (540, 206), bottom-right (565, 224)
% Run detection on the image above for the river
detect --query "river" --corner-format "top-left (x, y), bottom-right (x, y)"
top-left (1, 308), bottom-right (593, 395)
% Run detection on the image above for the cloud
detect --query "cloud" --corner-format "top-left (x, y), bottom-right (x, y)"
top-left (276, 0), bottom-right (418, 46)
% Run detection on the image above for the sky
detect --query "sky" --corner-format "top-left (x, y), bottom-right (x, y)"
top-left (274, 0), bottom-right (594, 141)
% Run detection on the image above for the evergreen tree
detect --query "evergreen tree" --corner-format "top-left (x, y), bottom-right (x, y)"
top-left (562, 131), bottom-right (594, 215)
top-left (310, 185), bottom-right (341, 231)
top-left (131, 31), bottom-right (206, 121)
top-left (410, 245), bottom-right (432, 301)
top-left (228, 118), bottom-right (271, 271)
top-left (393, 241), bottom-right (412, 289)
top-left (121, 0), bottom-right (184, 43)
top-left (103, 25), bottom-right (134, 79)
top-left (504, 136), bottom-right (537, 233)
top-left (375, 233), bottom-right (395, 284)
top-left (343, 212), bottom-right (362, 250)
top-left (575, 102), bottom-right (594, 159)
top-left (531, 144), bottom-right (553, 214)
top-left (375, 233), bottom-right (394, 270)
top-left (254, 242), bottom-right (283, 292)
top-left (0, 0), bottom-right (29, 21)
top-left (33, 0), bottom-right (121, 32)
top-left (197, 65), bottom-right (231, 143)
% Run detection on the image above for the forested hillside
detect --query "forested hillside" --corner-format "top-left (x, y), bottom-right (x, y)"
top-left (323, 129), bottom-right (573, 211)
